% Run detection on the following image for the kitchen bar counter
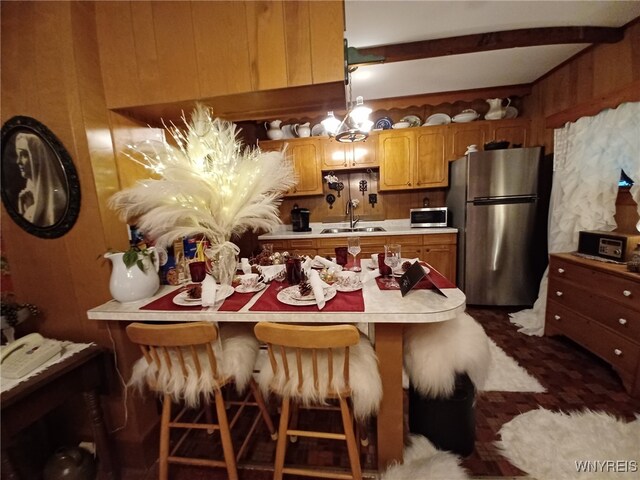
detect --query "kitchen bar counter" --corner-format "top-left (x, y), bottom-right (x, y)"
top-left (258, 219), bottom-right (457, 240)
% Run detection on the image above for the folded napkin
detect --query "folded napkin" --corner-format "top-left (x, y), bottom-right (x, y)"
top-left (201, 275), bottom-right (218, 307)
top-left (241, 258), bottom-right (252, 275)
top-left (308, 269), bottom-right (329, 310)
top-left (313, 255), bottom-right (342, 272)
top-left (257, 264), bottom-right (285, 282)
top-left (361, 268), bottom-right (381, 283)
top-left (301, 256), bottom-right (313, 276)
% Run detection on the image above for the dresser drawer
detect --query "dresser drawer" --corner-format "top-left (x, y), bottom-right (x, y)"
top-left (548, 277), bottom-right (640, 342)
top-left (546, 300), bottom-right (640, 375)
top-left (550, 256), bottom-right (640, 311)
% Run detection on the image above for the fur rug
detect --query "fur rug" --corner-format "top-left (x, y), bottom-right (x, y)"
top-left (382, 434), bottom-right (470, 479)
top-left (497, 408), bottom-right (640, 479)
top-left (481, 339), bottom-right (546, 392)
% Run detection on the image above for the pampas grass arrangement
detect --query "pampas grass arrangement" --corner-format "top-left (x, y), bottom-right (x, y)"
top-left (109, 103), bottom-right (296, 271)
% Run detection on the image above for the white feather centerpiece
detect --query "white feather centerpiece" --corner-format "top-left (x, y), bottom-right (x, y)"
top-left (109, 103), bottom-right (296, 284)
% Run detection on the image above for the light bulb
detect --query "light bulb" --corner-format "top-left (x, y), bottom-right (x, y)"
top-left (321, 111), bottom-right (341, 135)
top-left (349, 96), bottom-right (372, 126)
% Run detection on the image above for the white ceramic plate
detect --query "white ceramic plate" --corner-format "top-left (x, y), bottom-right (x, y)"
top-left (452, 112), bottom-right (479, 123)
top-left (311, 123), bottom-right (326, 136)
top-left (424, 113), bottom-right (451, 126)
top-left (504, 106), bottom-right (519, 119)
top-left (277, 285), bottom-right (337, 306)
top-left (401, 115), bottom-right (421, 127)
top-left (173, 285), bottom-right (234, 306)
top-left (335, 283), bottom-right (363, 293)
top-left (392, 122), bottom-right (410, 129)
top-left (235, 282), bottom-right (267, 294)
top-left (389, 260), bottom-right (430, 277)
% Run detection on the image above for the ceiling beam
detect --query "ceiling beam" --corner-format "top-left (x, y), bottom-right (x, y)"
top-left (349, 26), bottom-right (624, 66)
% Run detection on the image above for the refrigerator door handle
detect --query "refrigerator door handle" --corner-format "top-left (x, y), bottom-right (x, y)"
top-left (472, 195), bottom-right (537, 206)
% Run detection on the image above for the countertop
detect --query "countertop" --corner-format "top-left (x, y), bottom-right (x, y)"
top-left (258, 219), bottom-right (457, 240)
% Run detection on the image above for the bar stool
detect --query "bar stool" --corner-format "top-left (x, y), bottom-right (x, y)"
top-left (254, 322), bottom-right (382, 480)
top-left (126, 322), bottom-right (276, 480)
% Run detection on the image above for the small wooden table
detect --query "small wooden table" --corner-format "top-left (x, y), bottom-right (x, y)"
top-left (1, 345), bottom-right (118, 479)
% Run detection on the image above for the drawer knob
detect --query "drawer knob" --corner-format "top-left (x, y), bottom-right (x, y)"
top-left (614, 348), bottom-right (622, 356)
top-left (619, 318), bottom-right (628, 325)
top-left (622, 290), bottom-right (631, 297)
top-left (556, 291), bottom-right (563, 297)
top-left (554, 315), bottom-right (561, 320)
top-left (557, 268), bottom-right (565, 274)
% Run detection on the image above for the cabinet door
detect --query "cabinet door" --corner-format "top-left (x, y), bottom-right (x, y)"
top-left (322, 138), bottom-right (350, 170)
top-left (415, 127), bottom-right (448, 188)
top-left (379, 131), bottom-right (414, 191)
top-left (422, 244), bottom-right (456, 282)
top-left (489, 118), bottom-right (529, 147)
top-left (351, 136), bottom-right (378, 168)
top-left (287, 139), bottom-right (323, 196)
top-left (448, 123), bottom-right (489, 160)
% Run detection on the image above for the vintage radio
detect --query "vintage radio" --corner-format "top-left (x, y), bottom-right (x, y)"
top-left (577, 230), bottom-right (640, 262)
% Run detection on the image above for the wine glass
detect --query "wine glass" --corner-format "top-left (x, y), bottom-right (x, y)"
top-left (347, 237), bottom-right (361, 272)
top-left (384, 244), bottom-right (402, 288)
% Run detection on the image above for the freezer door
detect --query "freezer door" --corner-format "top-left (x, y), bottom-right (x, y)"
top-left (464, 200), bottom-right (539, 306)
top-left (467, 148), bottom-right (542, 199)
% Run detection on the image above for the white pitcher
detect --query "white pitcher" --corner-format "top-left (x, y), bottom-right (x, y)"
top-left (485, 98), bottom-right (511, 120)
top-left (293, 122), bottom-right (311, 138)
top-left (265, 120), bottom-right (284, 140)
top-left (104, 248), bottom-right (160, 303)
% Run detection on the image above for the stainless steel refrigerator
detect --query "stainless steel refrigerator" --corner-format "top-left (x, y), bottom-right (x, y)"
top-left (446, 147), bottom-right (551, 306)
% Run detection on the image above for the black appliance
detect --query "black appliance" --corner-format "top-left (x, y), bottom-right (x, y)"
top-left (291, 204), bottom-right (311, 232)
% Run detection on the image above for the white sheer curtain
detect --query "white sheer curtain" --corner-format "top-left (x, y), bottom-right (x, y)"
top-left (509, 101), bottom-right (640, 336)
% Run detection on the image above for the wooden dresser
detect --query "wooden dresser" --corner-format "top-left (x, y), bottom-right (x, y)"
top-left (546, 253), bottom-right (640, 396)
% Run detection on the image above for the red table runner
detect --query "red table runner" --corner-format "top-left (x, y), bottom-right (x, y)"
top-left (249, 282), bottom-right (364, 312)
top-left (376, 263), bottom-right (456, 290)
top-left (140, 285), bottom-right (256, 312)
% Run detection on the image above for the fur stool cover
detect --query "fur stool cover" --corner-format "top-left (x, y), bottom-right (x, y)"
top-left (128, 323), bottom-right (259, 407)
top-left (255, 333), bottom-right (382, 421)
top-left (404, 312), bottom-right (490, 398)
top-left (382, 434), bottom-right (470, 479)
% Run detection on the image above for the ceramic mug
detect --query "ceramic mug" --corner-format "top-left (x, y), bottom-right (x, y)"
top-left (239, 273), bottom-right (259, 289)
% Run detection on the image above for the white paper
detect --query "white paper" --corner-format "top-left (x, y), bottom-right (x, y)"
top-left (201, 275), bottom-right (218, 307)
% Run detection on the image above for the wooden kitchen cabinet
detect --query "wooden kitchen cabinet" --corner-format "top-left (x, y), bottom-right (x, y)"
top-left (546, 253), bottom-right (640, 397)
top-left (378, 127), bottom-right (448, 191)
top-left (448, 122), bottom-right (489, 160)
top-left (322, 136), bottom-right (378, 170)
top-left (422, 234), bottom-right (457, 282)
top-left (260, 138), bottom-right (323, 197)
top-left (487, 118), bottom-right (530, 147)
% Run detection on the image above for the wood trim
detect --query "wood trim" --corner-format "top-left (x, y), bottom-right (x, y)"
top-left (545, 80), bottom-right (640, 128)
top-left (351, 27), bottom-right (623, 66)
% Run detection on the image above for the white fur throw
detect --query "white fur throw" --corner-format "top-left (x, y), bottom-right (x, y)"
top-left (404, 312), bottom-right (491, 398)
top-left (128, 323), bottom-right (259, 407)
top-left (255, 334), bottom-right (382, 421)
top-left (382, 434), bottom-right (470, 479)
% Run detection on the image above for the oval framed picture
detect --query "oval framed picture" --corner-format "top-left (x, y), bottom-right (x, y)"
top-left (1, 116), bottom-right (81, 239)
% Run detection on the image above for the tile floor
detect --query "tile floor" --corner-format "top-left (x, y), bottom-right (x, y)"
top-left (141, 307), bottom-right (640, 479)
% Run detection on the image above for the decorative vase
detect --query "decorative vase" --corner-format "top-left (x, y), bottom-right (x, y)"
top-left (205, 241), bottom-right (240, 286)
top-left (104, 248), bottom-right (160, 302)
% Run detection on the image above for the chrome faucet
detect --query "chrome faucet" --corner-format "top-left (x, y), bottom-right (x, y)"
top-left (346, 199), bottom-right (360, 229)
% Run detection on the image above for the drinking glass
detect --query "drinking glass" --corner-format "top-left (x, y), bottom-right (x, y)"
top-left (384, 244), bottom-right (402, 288)
top-left (347, 237), bottom-right (361, 272)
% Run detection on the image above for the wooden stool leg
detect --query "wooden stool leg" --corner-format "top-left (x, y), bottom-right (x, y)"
top-left (289, 402), bottom-right (299, 443)
top-left (274, 397), bottom-right (290, 480)
top-left (249, 379), bottom-right (278, 440)
top-left (214, 390), bottom-right (238, 480)
top-left (339, 397), bottom-right (362, 480)
top-left (159, 394), bottom-right (172, 480)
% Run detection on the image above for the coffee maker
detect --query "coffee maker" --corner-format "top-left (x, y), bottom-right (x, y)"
top-left (291, 204), bottom-right (311, 232)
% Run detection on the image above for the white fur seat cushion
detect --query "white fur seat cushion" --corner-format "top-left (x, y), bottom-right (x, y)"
top-left (255, 333), bottom-right (382, 421)
top-left (129, 323), bottom-right (259, 407)
top-left (404, 312), bottom-right (490, 398)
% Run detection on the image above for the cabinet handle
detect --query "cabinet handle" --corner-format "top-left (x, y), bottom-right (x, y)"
top-left (556, 291), bottom-right (563, 297)
top-left (557, 268), bottom-right (565, 274)
top-left (407, 181), bottom-right (412, 186)
top-left (614, 348), bottom-right (622, 356)
top-left (622, 290), bottom-right (631, 297)
top-left (554, 315), bottom-right (561, 320)
top-left (619, 318), bottom-right (627, 325)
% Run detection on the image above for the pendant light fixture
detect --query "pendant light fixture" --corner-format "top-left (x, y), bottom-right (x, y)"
top-left (321, 67), bottom-right (372, 143)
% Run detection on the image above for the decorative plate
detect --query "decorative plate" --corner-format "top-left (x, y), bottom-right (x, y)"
top-left (389, 260), bottom-right (430, 277)
top-left (503, 106), bottom-right (519, 119)
top-left (374, 117), bottom-right (393, 130)
top-left (311, 123), bottom-right (326, 136)
top-left (424, 113), bottom-right (452, 126)
top-left (335, 282), bottom-right (363, 292)
top-left (235, 282), bottom-right (267, 294)
top-left (400, 115), bottom-right (421, 127)
top-left (277, 285), bottom-right (337, 306)
top-left (173, 285), bottom-right (234, 306)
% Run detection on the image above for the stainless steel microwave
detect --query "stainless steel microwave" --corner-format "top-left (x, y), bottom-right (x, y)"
top-left (410, 207), bottom-right (448, 228)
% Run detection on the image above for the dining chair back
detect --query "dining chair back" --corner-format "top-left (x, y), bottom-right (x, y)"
top-left (254, 322), bottom-right (373, 480)
top-left (126, 322), bottom-right (276, 480)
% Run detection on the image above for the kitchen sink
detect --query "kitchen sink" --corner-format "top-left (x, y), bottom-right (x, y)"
top-left (320, 226), bottom-right (386, 234)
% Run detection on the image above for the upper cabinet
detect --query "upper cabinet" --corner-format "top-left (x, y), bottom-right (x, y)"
top-left (448, 118), bottom-right (530, 160)
top-left (321, 136), bottom-right (378, 171)
top-left (95, 1), bottom-right (345, 111)
top-left (260, 138), bottom-right (323, 197)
